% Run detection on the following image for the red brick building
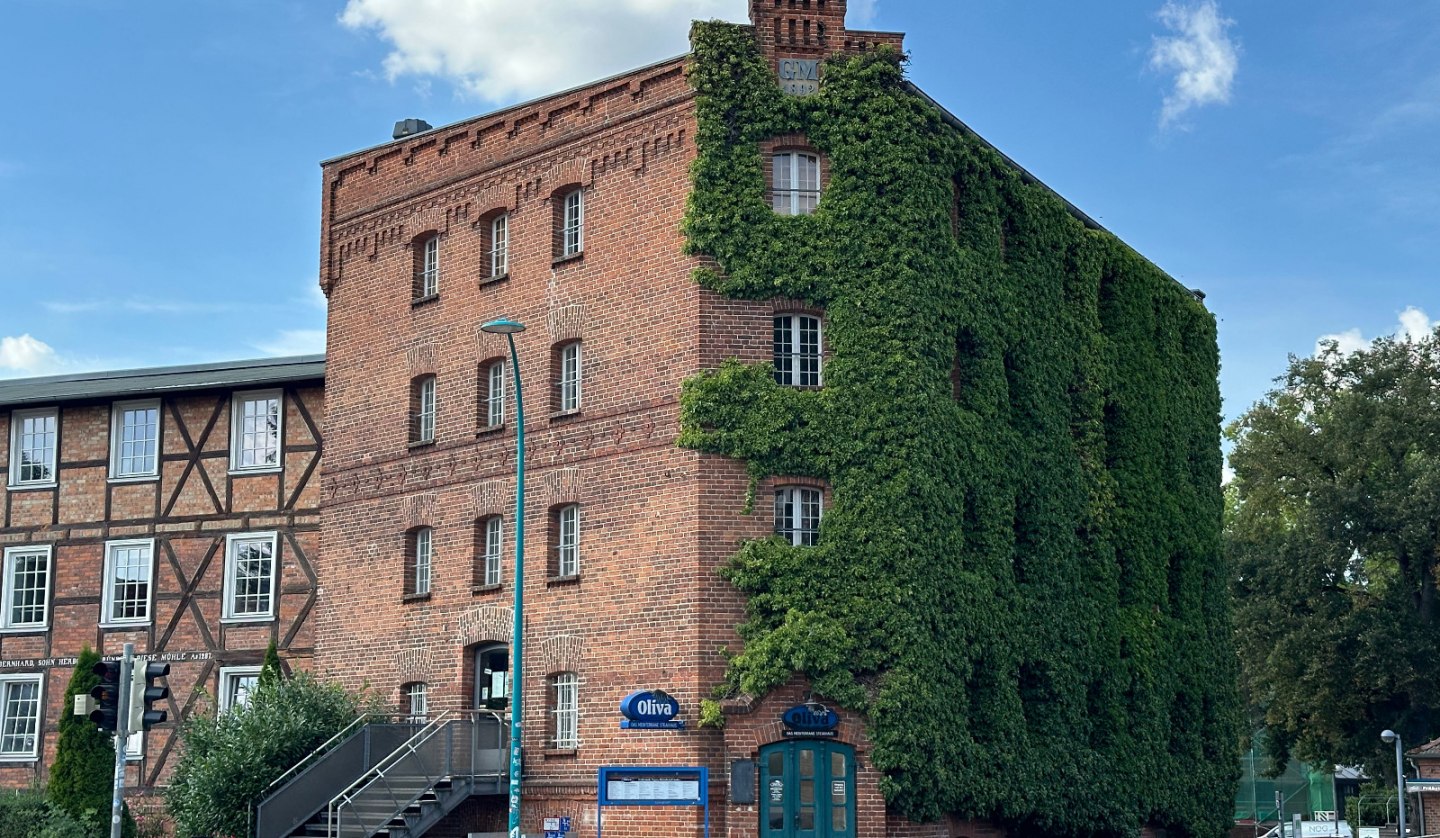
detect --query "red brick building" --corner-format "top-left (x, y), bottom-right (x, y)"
top-left (1, 3), bottom-right (1223, 838)
top-left (0, 356), bottom-right (323, 794)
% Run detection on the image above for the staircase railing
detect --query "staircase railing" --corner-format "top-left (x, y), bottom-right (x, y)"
top-left (326, 710), bottom-right (507, 838)
top-left (253, 716), bottom-right (423, 838)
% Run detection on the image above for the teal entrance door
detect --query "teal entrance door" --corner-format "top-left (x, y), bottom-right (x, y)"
top-left (759, 741), bottom-right (856, 838)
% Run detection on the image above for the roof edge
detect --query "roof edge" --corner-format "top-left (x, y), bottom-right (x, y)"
top-left (321, 52), bottom-right (692, 168)
top-left (903, 81), bottom-right (1206, 306)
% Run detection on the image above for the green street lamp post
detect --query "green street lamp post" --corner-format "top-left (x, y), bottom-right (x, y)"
top-left (482, 317), bottom-right (527, 838)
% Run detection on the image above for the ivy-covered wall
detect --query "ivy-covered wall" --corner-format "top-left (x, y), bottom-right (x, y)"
top-left (679, 22), bottom-right (1239, 838)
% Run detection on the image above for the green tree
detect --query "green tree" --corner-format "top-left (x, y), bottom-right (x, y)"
top-left (165, 672), bottom-right (363, 838)
top-left (46, 647), bottom-right (135, 837)
top-left (1228, 328), bottom-right (1440, 775)
top-left (258, 639), bottom-right (284, 689)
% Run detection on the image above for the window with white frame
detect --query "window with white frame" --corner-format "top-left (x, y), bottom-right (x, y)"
top-left (110, 400), bottom-right (160, 479)
top-left (551, 672), bottom-right (578, 749)
top-left (560, 188), bottom-right (584, 257)
top-left (772, 152), bottom-right (821, 216)
top-left (554, 504), bottom-right (580, 578)
top-left (231, 391), bottom-right (282, 472)
top-left (0, 674), bottom-right (42, 760)
top-left (8, 408), bottom-right (58, 487)
top-left (485, 361), bottom-right (506, 428)
top-left (219, 666), bottom-right (261, 712)
top-left (416, 233), bottom-right (440, 299)
top-left (489, 214), bottom-right (509, 278)
top-left (774, 315), bottom-right (823, 387)
top-left (404, 682), bottom-right (428, 723)
top-left (2, 546), bottom-right (50, 631)
top-left (556, 342), bottom-right (582, 413)
top-left (410, 527), bottom-right (433, 596)
top-left (102, 539), bottom-right (154, 626)
top-left (480, 516), bottom-right (503, 587)
top-left (412, 376), bottom-right (437, 443)
top-left (775, 487), bottom-right (822, 547)
top-left (223, 533), bottom-right (277, 620)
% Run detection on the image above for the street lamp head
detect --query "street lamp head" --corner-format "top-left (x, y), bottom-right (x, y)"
top-left (481, 318), bottom-right (526, 335)
top-left (1382, 729), bottom-right (1398, 744)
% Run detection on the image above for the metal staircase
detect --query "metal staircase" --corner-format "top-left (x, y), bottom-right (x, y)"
top-left (254, 710), bottom-right (508, 838)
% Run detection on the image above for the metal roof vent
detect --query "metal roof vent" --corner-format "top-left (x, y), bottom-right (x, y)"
top-left (393, 118), bottom-right (433, 140)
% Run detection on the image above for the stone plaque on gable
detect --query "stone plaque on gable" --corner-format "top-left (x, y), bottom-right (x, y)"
top-left (778, 58), bottom-right (821, 95)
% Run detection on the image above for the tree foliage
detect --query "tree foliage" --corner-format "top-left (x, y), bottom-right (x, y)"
top-left (164, 673), bottom-right (363, 838)
top-left (47, 647), bottom-right (135, 838)
top-left (681, 22), bottom-right (1237, 837)
top-left (1228, 330), bottom-right (1440, 775)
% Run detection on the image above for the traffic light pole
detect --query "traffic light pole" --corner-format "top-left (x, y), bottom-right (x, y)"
top-left (110, 643), bottom-right (134, 838)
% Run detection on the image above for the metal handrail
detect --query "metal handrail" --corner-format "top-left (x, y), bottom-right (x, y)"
top-left (262, 713), bottom-right (371, 796)
top-left (321, 710), bottom-right (508, 838)
top-left (327, 711), bottom-right (456, 836)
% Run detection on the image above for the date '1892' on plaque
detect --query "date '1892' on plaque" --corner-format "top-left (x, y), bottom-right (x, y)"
top-left (778, 59), bottom-right (820, 96)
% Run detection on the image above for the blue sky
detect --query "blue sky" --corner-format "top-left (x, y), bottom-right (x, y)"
top-left (1, 0), bottom-right (1436, 431)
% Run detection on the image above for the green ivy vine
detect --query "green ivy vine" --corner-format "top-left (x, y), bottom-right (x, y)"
top-left (679, 21), bottom-right (1239, 838)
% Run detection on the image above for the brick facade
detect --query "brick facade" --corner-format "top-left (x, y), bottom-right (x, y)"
top-left (0, 2), bottom-right (1202, 837)
top-left (0, 361), bottom-right (323, 800)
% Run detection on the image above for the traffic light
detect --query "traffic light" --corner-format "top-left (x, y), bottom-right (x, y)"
top-left (89, 660), bottom-right (123, 732)
top-left (129, 662), bottom-right (170, 731)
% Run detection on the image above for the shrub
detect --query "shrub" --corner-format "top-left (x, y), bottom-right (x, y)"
top-left (165, 672), bottom-right (363, 838)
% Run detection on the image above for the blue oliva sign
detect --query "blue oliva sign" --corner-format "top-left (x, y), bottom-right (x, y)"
top-left (619, 690), bottom-right (683, 729)
top-left (782, 703), bottom-right (839, 732)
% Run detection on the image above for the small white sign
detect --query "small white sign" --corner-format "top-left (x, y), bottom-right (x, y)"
top-left (544, 818), bottom-right (560, 831)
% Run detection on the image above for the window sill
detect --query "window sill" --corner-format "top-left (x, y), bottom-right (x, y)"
top-left (407, 439), bottom-right (437, 450)
top-left (402, 592), bottom-right (433, 604)
top-left (552, 252), bottom-right (584, 268)
top-left (219, 615), bottom-right (275, 625)
top-left (0, 755), bottom-right (39, 764)
top-left (411, 293), bottom-right (440, 309)
top-left (107, 474), bottom-right (159, 484)
top-left (5, 482), bottom-right (56, 492)
top-left (549, 409), bottom-right (582, 423)
top-left (479, 272), bottom-right (510, 287)
top-left (475, 424), bottom-right (506, 438)
top-left (229, 467), bottom-right (282, 477)
top-left (542, 748), bottom-right (578, 759)
top-left (99, 622), bottom-right (152, 630)
top-left (547, 574), bottom-right (581, 588)
top-left (0, 625), bottom-right (48, 635)
top-left (471, 583), bottom-right (502, 595)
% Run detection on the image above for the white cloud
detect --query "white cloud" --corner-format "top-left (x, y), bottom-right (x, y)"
top-left (1315, 306), bottom-right (1434, 356)
top-left (255, 329), bottom-right (327, 357)
top-left (1398, 306), bottom-right (1433, 342)
top-left (1148, 1), bottom-right (1239, 129)
top-left (339, 0), bottom-right (744, 103)
top-left (0, 334), bottom-right (62, 377)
